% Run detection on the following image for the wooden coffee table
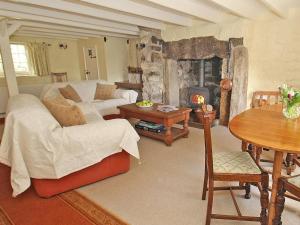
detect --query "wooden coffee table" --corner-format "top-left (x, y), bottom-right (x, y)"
top-left (118, 104), bottom-right (192, 146)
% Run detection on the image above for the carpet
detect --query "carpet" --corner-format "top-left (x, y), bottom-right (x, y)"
top-left (0, 164), bottom-right (128, 225)
top-left (78, 126), bottom-right (300, 225)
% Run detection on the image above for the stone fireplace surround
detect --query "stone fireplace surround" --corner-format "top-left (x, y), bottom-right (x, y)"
top-left (138, 30), bottom-right (247, 125)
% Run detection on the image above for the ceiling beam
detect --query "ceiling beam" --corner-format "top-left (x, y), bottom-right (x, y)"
top-left (259, 0), bottom-right (288, 18)
top-left (146, 0), bottom-right (232, 23)
top-left (15, 31), bottom-right (88, 39)
top-left (7, 21), bottom-right (20, 36)
top-left (12, 21), bottom-right (137, 39)
top-left (1, 1), bottom-right (137, 32)
top-left (209, 0), bottom-right (264, 19)
top-left (81, 0), bottom-right (192, 26)
top-left (13, 33), bottom-right (79, 41)
top-left (19, 27), bottom-right (101, 38)
top-left (12, 0), bottom-right (164, 30)
top-left (0, 1), bottom-right (139, 35)
top-left (0, 9), bottom-right (138, 36)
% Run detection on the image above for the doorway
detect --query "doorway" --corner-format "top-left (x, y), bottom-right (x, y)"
top-left (83, 46), bottom-right (99, 80)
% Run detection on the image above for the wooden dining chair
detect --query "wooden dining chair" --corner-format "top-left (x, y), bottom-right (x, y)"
top-left (273, 175), bottom-right (300, 225)
top-left (201, 114), bottom-right (269, 225)
top-left (51, 72), bottom-right (68, 83)
top-left (245, 91), bottom-right (280, 157)
top-left (251, 91), bottom-right (280, 108)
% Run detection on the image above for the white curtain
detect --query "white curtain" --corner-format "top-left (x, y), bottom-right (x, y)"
top-left (27, 42), bottom-right (50, 76)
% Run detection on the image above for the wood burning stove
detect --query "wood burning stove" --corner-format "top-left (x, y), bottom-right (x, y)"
top-left (186, 57), bottom-right (222, 118)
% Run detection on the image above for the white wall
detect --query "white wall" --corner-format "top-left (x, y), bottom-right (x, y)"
top-left (104, 37), bottom-right (128, 82)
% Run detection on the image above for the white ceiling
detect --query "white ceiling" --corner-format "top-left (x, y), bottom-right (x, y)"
top-left (0, 0), bottom-right (300, 40)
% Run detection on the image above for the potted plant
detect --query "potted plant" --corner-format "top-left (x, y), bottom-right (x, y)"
top-left (280, 84), bottom-right (300, 119)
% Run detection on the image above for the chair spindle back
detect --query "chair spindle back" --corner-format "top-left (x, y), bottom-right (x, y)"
top-left (202, 114), bottom-right (214, 177)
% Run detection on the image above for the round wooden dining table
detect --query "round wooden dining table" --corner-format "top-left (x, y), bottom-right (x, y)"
top-left (229, 104), bottom-right (300, 225)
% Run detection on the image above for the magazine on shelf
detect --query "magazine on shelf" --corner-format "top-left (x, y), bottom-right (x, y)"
top-left (157, 105), bottom-right (178, 112)
top-left (135, 120), bottom-right (165, 133)
top-left (135, 124), bottom-right (164, 133)
top-left (136, 120), bottom-right (164, 129)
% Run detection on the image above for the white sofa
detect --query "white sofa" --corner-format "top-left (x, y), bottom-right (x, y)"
top-left (0, 94), bottom-right (140, 197)
top-left (40, 80), bottom-right (138, 116)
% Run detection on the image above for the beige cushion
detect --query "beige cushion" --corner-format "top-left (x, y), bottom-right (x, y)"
top-left (94, 83), bottom-right (117, 100)
top-left (43, 95), bottom-right (86, 127)
top-left (213, 151), bottom-right (261, 174)
top-left (59, 85), bottom-right (82, 102)
top-left (288, 176), bottom-right (300, 188)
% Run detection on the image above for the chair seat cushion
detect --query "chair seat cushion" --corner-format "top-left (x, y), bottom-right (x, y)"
top-left (213, 152), bottom-right (261, 174)
top-left (288, 176), bottom-right (300, 188)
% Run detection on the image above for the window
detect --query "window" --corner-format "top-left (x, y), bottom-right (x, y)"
top-left (0, 43), bottom-right (31, 77)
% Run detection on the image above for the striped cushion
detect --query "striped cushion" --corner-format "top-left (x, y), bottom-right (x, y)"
top-left (213, 152), bottom-right (261, 174)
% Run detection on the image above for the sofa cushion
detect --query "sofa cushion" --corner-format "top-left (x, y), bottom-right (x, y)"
top-left (43, 95), bottom-right (86, 127)
top-left (59, 85), bottom-right (82, 102)
top-left (94, 83), bottom-right (117, 100)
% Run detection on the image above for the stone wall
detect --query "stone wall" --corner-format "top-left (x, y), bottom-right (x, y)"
top-left (139, 30), bottom-right (164, 103)
top-left (178, 61), bottom-right (199, 106)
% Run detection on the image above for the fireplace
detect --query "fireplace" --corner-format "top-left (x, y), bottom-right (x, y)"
top-left (178, 57), bottom-right (222, 119)
top-left (138, 32), bottom-right (248, 126)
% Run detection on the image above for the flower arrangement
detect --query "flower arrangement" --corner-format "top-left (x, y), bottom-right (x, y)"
top-left (280, 84), bottom-right (300, 119)
top-left (192, 94), bottom-right (215, 124)
top-left (192, 94), bottom-right (205, 106)
top-left (191, 94), bottom-right (213, 112)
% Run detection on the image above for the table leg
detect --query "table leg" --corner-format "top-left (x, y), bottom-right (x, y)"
top-left (183, 114), bottom-right (189, 138)
top-left (165, 125), bottom-right (172, 146)
top-left (268, 151), bottom-right (284, 225)
top-left (285, 153), bottom-right (296, 175)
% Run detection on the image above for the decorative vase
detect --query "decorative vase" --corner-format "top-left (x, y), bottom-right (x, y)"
top-left (282, 103), bottom-right (300, 119)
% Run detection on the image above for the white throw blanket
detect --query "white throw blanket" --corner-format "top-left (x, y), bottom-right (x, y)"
top-left (0, 94), bottom-right (140, 197)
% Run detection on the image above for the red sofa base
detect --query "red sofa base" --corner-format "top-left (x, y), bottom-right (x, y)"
top-left (103, 114), bottom-right (122, 120)
top-left (32, 151), bottom-right (130, 198)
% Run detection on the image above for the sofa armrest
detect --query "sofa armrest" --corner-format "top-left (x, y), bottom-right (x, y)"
top-left (113, 89), bottom-right (138, 103)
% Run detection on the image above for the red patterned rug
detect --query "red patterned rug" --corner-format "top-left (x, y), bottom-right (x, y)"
top-left (0, 164), bottom-right (128, 225)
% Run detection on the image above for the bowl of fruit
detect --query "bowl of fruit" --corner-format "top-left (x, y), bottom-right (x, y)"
top-left (136, 100), bottom-right (154, 108)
